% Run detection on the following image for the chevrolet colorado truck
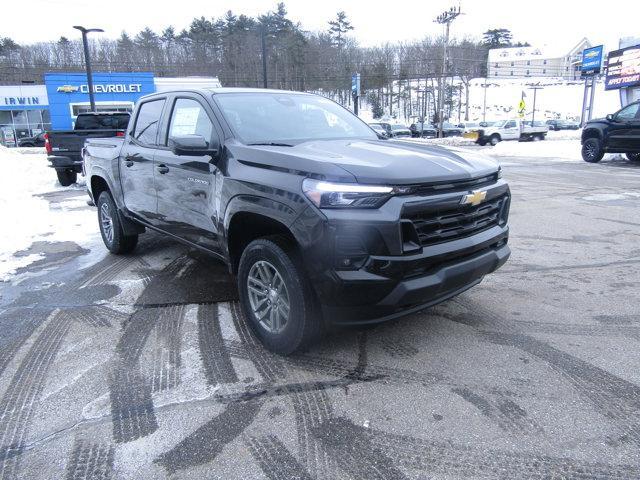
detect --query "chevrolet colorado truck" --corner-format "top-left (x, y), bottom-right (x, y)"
top-left (581, 101), bottom-right (640, 163)
top-left (46, 112), bottom-right (130, 185)
top-left (83, 88), bottom-right (511, 354)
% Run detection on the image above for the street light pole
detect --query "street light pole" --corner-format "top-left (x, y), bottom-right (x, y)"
top-left (434, 6), bottom-right (461, 138)
top-left (73, 26), bottom-right (104, 112)
top-left (261, 26), bottom-right (268, 88)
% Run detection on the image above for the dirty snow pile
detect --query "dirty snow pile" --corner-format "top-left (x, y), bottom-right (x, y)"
top-left (0, 146), bottom-right (99, 281)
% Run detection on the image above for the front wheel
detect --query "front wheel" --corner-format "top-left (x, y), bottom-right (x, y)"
top-left (489, 134), bottom-right (501, 146)
top-left (96, 191), bottom-right (138, 254)
top-left (626, 152), bottom-right (640, 162)
top-left (238, 235), bottom-right (321, 355)
top-left (582, 138), bottom-right (604, 163)
top-left (56, 169), bottom-right (77, 186)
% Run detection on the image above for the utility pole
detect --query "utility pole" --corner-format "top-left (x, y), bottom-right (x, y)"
top-left (482, 78), bottom-right (488, 123)
top-left (261, 26), bottom-right (268, 88)
top-left (528, 86), bottom-right (543, 124)
top-left (73, 26), bottom-right (104, 112)
top-left (434, 5), bottom-right (461, 138)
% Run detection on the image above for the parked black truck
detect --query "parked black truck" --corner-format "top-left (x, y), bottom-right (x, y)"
top-left (46, 112), bottom-right (130, 185)
top-left (581, 101), bottom-right (640, 163)
top-left (83, 88), bottom-right (511, 353)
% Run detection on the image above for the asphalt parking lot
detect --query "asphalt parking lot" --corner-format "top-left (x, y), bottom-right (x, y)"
top-left (0, 153), bottom-right (639, 480)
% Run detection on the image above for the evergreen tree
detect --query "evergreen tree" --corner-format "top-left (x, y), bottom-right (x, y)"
top-left (328, 11), bottom-right (354, 48)
top-left (482, 28), bottom-right (513, 48)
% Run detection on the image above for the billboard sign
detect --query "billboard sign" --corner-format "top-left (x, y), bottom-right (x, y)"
top-left (605, 44), bottom-right (640, 90)
top-left (581, 45), bottom-right (603, 76)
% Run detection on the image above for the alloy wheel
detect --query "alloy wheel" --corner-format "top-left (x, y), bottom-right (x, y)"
top-left (100, 202), bottom-right (114, 245)
top-left (247, 260), bottom-right (290, 334)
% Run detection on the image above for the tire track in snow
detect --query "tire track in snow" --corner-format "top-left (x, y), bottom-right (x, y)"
top-left (246, 434), bottom-right (313, 480)
top-left (0, 310), bottom-right (73, 480)
top-left (65, 438), bottom-right (114, 480)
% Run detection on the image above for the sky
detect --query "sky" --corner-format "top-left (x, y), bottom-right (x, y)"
top-left (4, 0), bottom-right (639, 52)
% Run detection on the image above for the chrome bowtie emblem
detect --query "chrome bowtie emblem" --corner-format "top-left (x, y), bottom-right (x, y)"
top-left (461, 190), bottom-right (487, 206)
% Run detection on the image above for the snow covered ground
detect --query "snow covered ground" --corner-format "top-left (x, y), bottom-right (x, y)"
top-left (0, 146), bottom-right (101, 281)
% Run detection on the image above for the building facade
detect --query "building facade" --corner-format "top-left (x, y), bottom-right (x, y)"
top-left (0, 73), bottom-right (221, 147)
top-left (488, 38), bottom-right (592, 80)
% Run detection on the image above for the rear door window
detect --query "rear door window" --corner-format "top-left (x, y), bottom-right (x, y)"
top-left (133, 99), bottom-right (165, 145)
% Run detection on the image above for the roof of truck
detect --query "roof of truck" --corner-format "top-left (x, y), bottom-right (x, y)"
top-left (141, 87), bottom-right (313, 99)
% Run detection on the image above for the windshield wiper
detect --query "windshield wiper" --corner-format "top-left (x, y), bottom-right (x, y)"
top-left (247, 142), bottom-right (294, 147)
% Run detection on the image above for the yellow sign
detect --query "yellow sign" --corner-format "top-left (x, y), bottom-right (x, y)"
top-left (518, 99), bottom-right (526, 111)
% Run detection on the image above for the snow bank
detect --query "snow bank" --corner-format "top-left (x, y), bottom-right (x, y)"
top-left (490, 139), bottom-right (583, 161)
top-left (0, 146), bottom-right (99, 281)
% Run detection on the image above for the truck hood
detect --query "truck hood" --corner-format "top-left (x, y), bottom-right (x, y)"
top-left (235, 139), bottom-right (499, 185)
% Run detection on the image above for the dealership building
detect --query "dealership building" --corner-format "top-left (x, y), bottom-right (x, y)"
top-left (0, 72), bottom-right (221, 146)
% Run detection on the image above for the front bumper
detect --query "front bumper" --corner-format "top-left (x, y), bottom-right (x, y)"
top-left (292, 178), bottom-right (511, 325)
top-left (322, 239), bottom-right (509, 324)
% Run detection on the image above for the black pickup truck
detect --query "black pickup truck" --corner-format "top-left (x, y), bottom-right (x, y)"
top-left (84, 88), bottom-right (511, 354)
top-left (46, 112), bottom-right (130, 185)
top-left (581, 100), bottom-right (640, 163)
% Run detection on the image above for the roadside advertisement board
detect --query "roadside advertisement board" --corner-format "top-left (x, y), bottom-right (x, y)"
top-left (605, 44), bottom-right (640, 90)
top-left (581, 45), bottom-right (603, 76)
top-left (351, 73), bottom-right (361, 96)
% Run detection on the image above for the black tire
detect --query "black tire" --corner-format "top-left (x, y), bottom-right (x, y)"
top-left (237, 235), bottom-right (321, 355)
top-left (489, 134), bottom-right (501, 146)
top-left (96, 191), bottom-right (138, 254)
top-left (56, 169), bottom-right (77, 186)
top-left (477, 138), bottom-right (487, 146)
top-left (533, 134), bottom-right (543, 142)
top-left (626, 153), bottom-right (640, 162)
top-left (582, 138), bottom-right (604, 163)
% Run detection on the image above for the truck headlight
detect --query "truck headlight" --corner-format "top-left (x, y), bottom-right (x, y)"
top-left (302, 179), bottom-right (394, 209)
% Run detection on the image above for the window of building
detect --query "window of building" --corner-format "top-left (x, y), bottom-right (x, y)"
top-left (495, 72), bottom-right (498, 76)
top-left (527, 60), bottom-right (530, 65)
top-left (494, 63), bottom-right (498, 68)
top-left (510, 71), bottom-right (514, 76)
top-left (510, 61), bottom-right (514, 66)
top-left (0, 108), bottom-right (50, 147)
top-left (543, 59), bottom-right (547, 65)
top-left (526, 70), bottom-right (530, 76)
top-left (543, 69), bottom-right (546, 74)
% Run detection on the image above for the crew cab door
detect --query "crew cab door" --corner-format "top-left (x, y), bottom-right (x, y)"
top-left (120, 97), bottom-right (166, 222)
top-left (154, 94), bottom-right (222, 252)
top-left (502, 120), bottom-right (520, 140)
top-left (608, 103), bottom-right (640, 151)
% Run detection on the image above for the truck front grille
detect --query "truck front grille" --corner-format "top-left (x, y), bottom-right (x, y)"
top-left (405, 193), bottom-right (509, 247)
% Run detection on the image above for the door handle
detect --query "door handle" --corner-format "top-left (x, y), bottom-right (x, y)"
top-left (157, 164), bottom-right (170, 174)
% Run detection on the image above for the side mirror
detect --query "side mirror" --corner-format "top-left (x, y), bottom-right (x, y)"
top-left (606, 114), bottom-right (615, 122)
top-left (169, 135), bottom-right (219, 157)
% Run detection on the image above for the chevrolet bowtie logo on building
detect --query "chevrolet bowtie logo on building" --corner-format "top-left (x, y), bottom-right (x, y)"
top-left (57, 85), bottom-right (80, 93)
top-left (461, 190), bottom-right (487, 206)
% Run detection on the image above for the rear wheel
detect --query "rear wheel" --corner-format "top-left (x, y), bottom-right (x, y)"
top-left (238, 235), bottom-right (321, 354)
top-left (582, 138), bottom-right (604, 163)
top-left (97, 191), bottom-right (138, 254)
top-left (489, 134), bottom-right (501, 146)
top-left (533, 134), bottom-right (543, 142)
top-left (56, 169), bottom-right (77, 186)
top-left (626, 152), bottom-right (640, 162)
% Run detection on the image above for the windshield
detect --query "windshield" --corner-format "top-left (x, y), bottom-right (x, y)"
top-left (492, 121), bottom-right (507, 128)
top-left (214, 92), bottom-right (377, 144)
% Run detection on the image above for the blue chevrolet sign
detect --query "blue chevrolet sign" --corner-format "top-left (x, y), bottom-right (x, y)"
top-left (45, 72), bottom-right (155, 129)
top-left (581, 45), bottom-right (603, 76)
